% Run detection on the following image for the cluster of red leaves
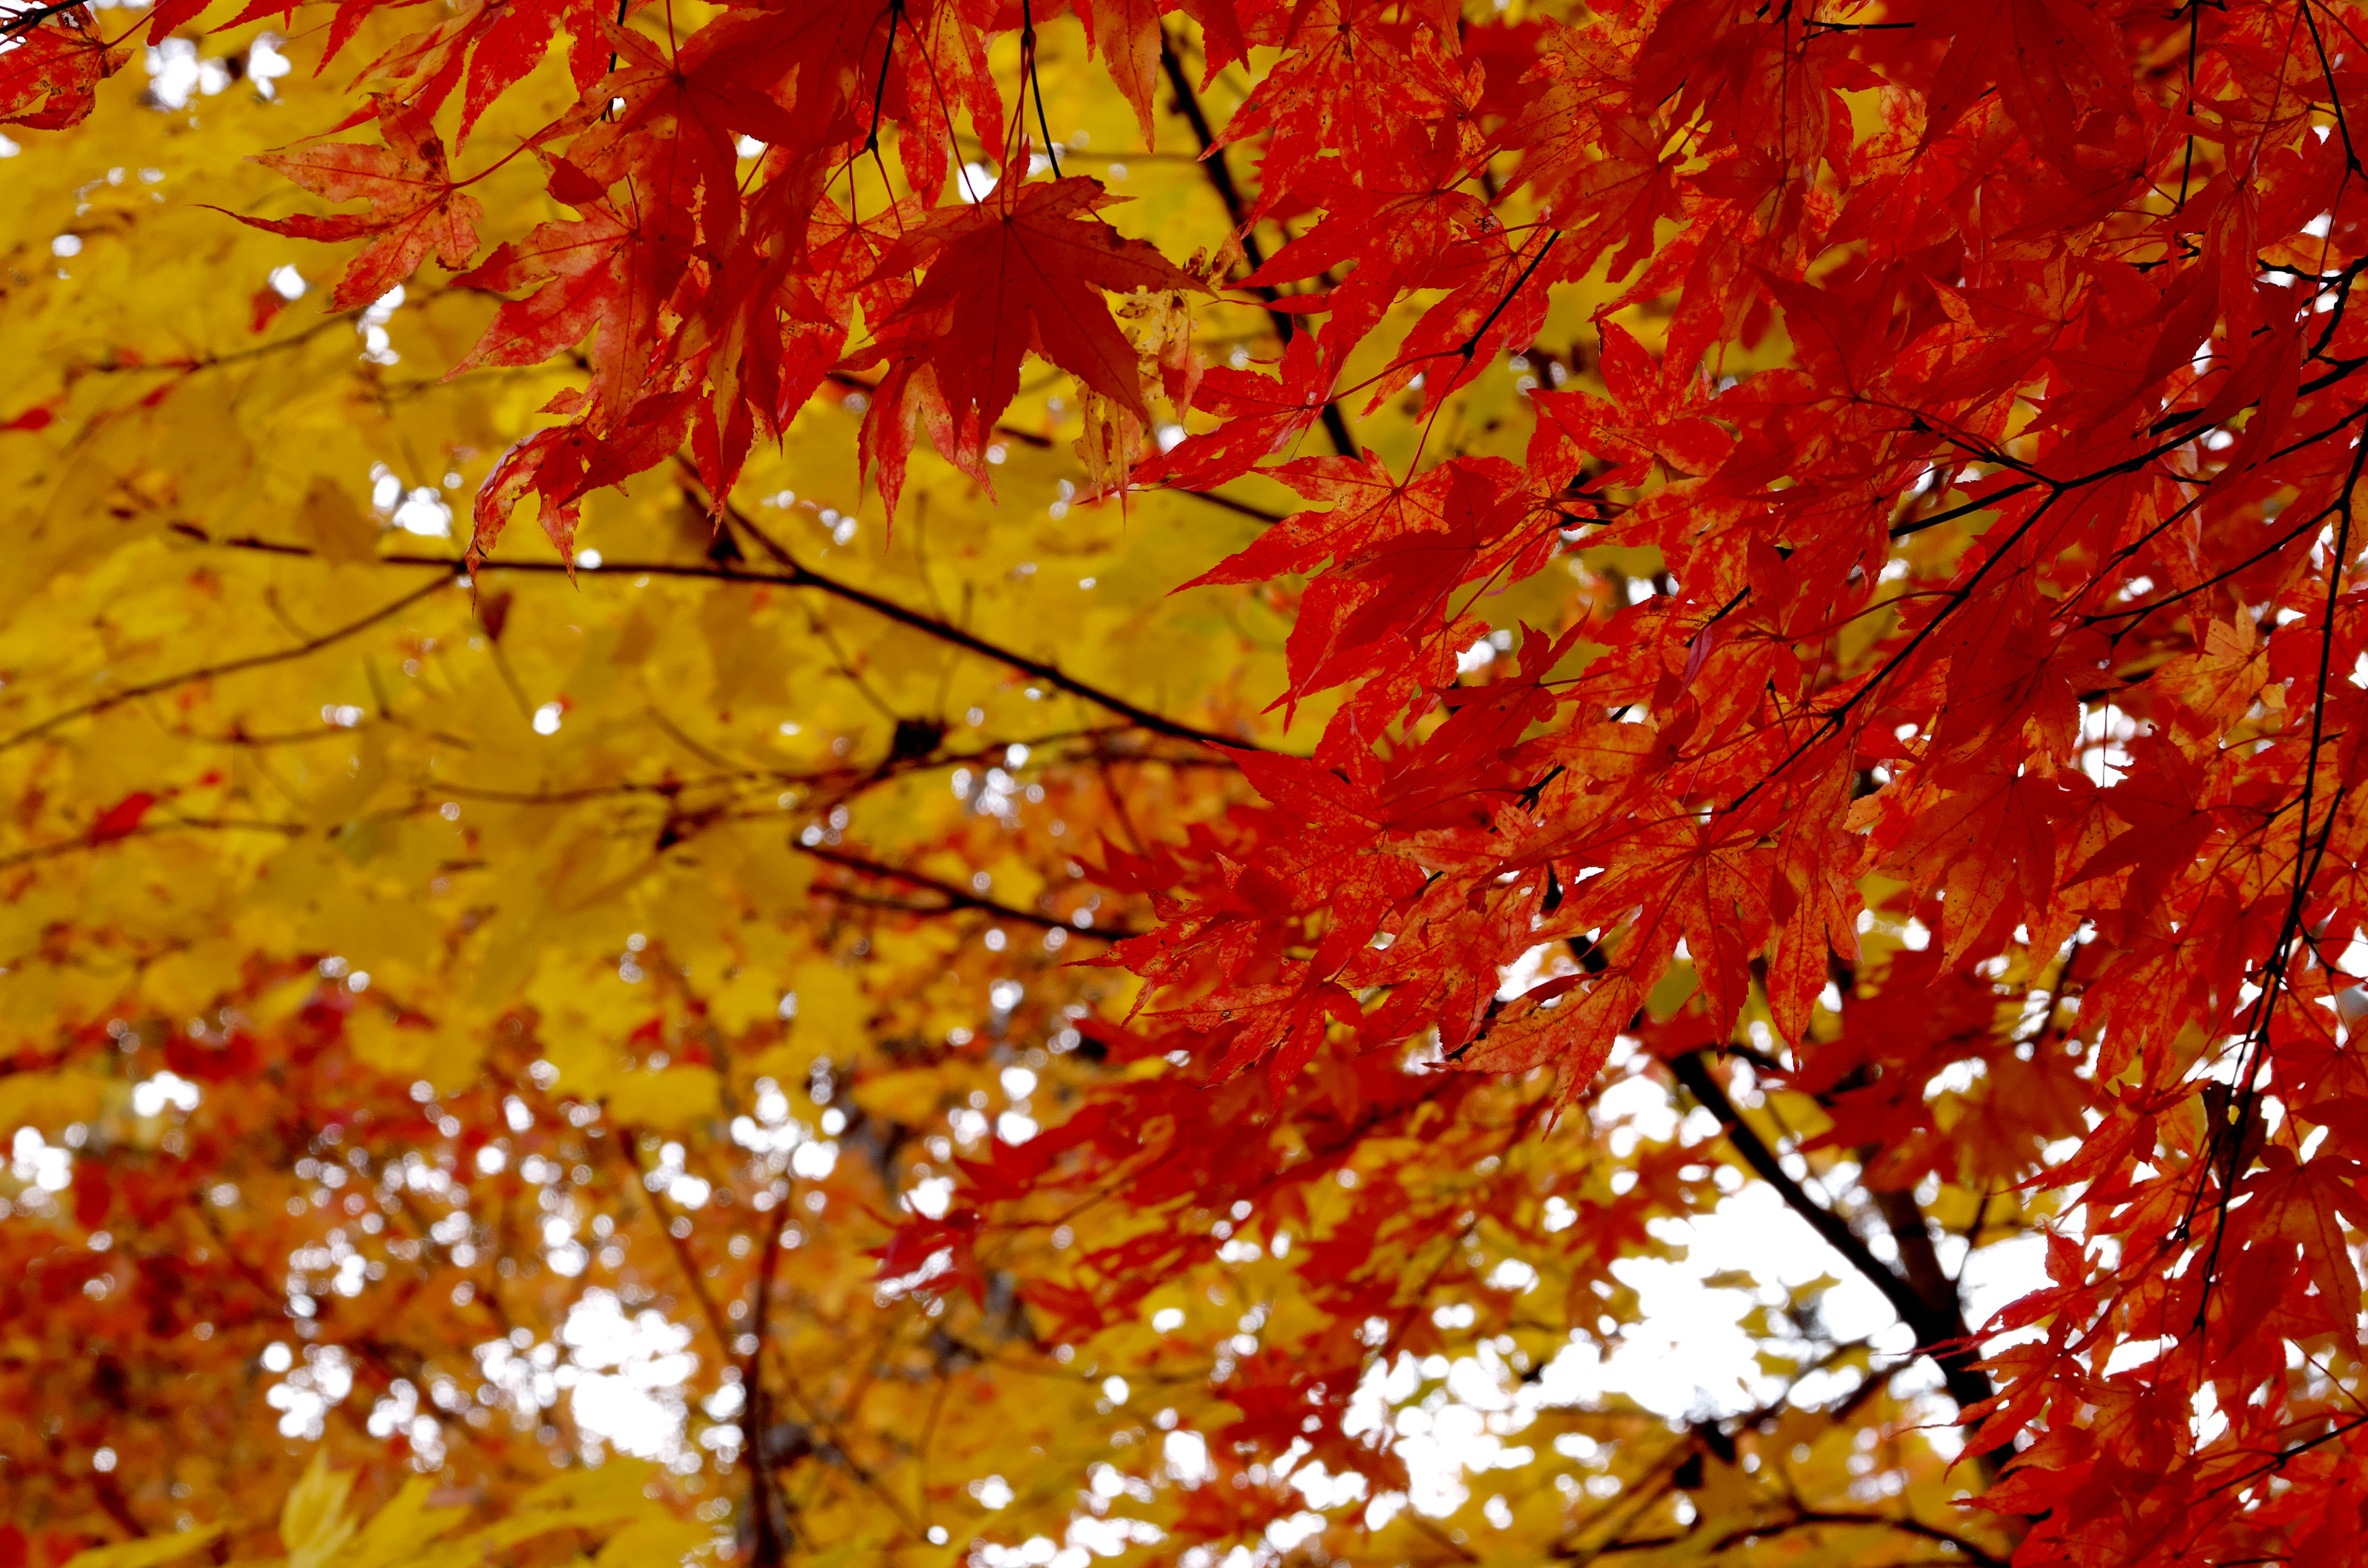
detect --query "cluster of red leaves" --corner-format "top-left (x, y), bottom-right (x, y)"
top-left (15, 0), bottom-right (2368, 1554)
top-left (0, 980), bottom-right (509, 1555)
top-left (916, 0), bottom-right (2367, 1561)
top-left (1044, 1), bottom-right (2368, 1559)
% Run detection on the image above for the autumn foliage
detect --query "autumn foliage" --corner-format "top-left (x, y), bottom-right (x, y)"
top-left (3, 0), bottom-right (2368, 1560)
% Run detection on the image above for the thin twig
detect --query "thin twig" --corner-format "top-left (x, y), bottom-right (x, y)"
top-left (0, 575), bottom-right (457, 756)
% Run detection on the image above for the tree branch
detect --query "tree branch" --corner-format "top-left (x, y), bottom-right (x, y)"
top-left (1664, 1052), bottom-right (1997, 1436)
top-left (0, 575), bottom-right (457, 756)
top-left (625, 1135), bottom-right (923, 1537)
top-left (794, 840), bottom-right (1139, 937)
top-left (1707, 1508), bottom-right (2007, 1566)
top-left (0, 815), bottom-right (308, 873)
top-left (697, 477), bottom-right (1276, 753)
top-left (0, 0), bottom-right (92, 38)
top-left (169, 518), bottom-right (1283, 757)
top-left (742, 1196), bottom-right (792, 1568)
top-left (1158, 33), bottom-right (1359, 461)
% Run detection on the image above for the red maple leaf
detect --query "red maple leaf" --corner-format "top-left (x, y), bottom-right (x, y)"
top-left (236, 97), bottom-right (487, 311)
top-left (0, 5), bottom-right (123, 131)
top-left (854, 173), bottom-right (1204, 510)
top-left (89, 791), bottom-right (157, 844)
top-left (1131, 330), bottom-right (1336, 491)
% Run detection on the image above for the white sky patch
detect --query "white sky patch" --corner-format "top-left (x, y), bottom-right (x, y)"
top-left (390, 485), bottom-right (449, 535)
top-left (1959, 1229), bottom-right (2051, 1353)
top-left (1329, 1173), bottom-right (2059, 1518)
top-left (365, 1377), bottom-right (443, 1467)
top-left (265, 1344), bottom-right (354, 1440)
top-left (248, 33), bottom-right (291, 96)
top-left (558, 1289), bottom-right (699, 1466)
top-left (2080, 700), bottom-right (2138, 787)
top-left (1497, 942), bottom-right (1581, 1000)
top-left (906, 1173), bottom-right (954, 1218)
top-left (1363, 1342), bottom-right (1537, 1517)
top-left (360, 285), bottom-right (406, 367)
top-left (9, 1127), bottom-right (72, 1192)
top-left (1162, 1429), bottom-right (1212, 1485)
top-left (956, 161), bottom-right (1000, 203)
top-left (145, 36), bottom-right (232, 110)
top-left (131, 1071), bottom-right (200, 1117)
top-left (1581, 1183), bottom-right (1904, 1418)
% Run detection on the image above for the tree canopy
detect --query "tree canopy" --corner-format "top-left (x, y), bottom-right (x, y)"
top-left (3, 0), bottom-right (2366, 1562)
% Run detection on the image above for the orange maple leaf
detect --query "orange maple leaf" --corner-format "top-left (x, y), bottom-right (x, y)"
top-left (237, 98), bottom-right (486, 311)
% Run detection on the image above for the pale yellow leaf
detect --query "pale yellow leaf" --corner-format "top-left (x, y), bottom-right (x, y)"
top-left (615, 1067), bottom-right (722, 1131)
top-left (61, 1524), bottom-right (226, 1568)
top-left (788, 961), bottom-right (863, 1046)
top-left (282, 1451), bottom-right (360, 1568)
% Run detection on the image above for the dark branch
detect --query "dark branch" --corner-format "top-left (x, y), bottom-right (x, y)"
top-left (0, 575), bottom-right (456, 756)
top-left (696, 475), bottom-right (1279, 754)
top-left (165, 516), bottom-right (1283, 758)
top-left (0, 0), bottom-right (91, 38)
top-left (1158, 34), bottom-right (1359, 461)
top-left (1664, 1051), bottom-right (1997, 1442)
top-left (794, 841), bottom-right (1138, 938)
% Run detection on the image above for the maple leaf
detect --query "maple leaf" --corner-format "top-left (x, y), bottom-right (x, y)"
top-left (342, 0), bottom-right (616, 147)
top-left (1915, 0), bottom-right (2138, 173)
top-left (1502, 32), bottom-right (1682, 284)
top-left (1186, 450), bottom-right (1530, 706)
top-left (236, 99), bottom-right (486, 311)
top-left (855, 173), bottom-right (1204, 503)
top-left (448, 193), bottom-right (654, 407)
top-left (1059, 0), bottom-right (1164, 147)
top-left (1238, 125), bottom-right (1499, 353)
top-left (1865, 752), bottom-right (2065, 967)
top-left (19, 0), bottom-right (2368, 1557)
top-left (1762, 762), bottom-right (1864, 1043)
top-left (1131, 329), bottom-right (1335, 490)
top-left (88, 790), bottom-right (155, 843)
top-left (0, 6), bottom-right (123, 130)
top-left (1213, 0), bottom-right (1464, 220)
